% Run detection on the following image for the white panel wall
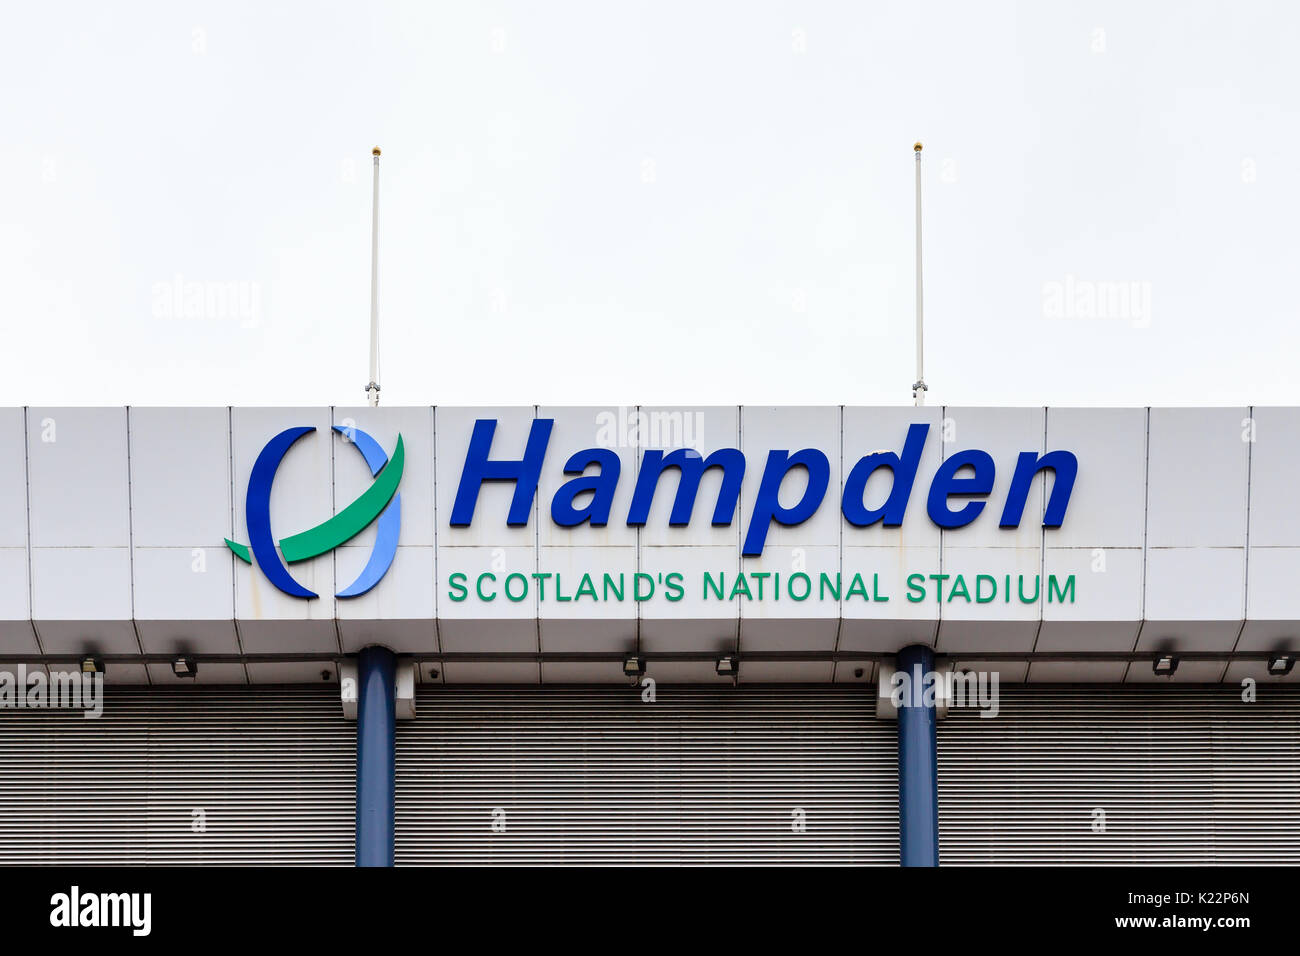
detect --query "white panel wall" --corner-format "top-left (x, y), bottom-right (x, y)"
top-left (332, 405), bottom-right (436, 653)
top-left (1241, 406), bottom-right (1300, 653)
top-left (28, 408), bottom-right (137, 655)
top-left (1139, 407), bottom-right (1248, 652)
top-left (434, 406), bottom-right (538, 660)
top-left (0, 410), bottom-right (35, 654)
top-left (536, 406), bottom-right (638, 655)
top-left (839, 405), bottom-right (943, 653)
top-left (638, 406), bottom-right (740, 661)
top-left (739, 406), bottom-right (841, 655)
top-left (231, 407), bottom-right (337, 651)
top-left (1038, 407), bottom-right (1146, 653)
top-left (937, 407), bottom-right (1044, 653)
top-left (129, 407), bottom-right (236, 656)
top-left (0, 405), bottom-right (1291, 684)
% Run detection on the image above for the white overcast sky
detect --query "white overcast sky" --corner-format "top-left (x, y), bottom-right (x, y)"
top-left (1, 1), bottom-right (1296, 408)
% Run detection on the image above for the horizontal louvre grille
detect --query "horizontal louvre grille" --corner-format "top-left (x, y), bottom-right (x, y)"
top-left (0, 687), bottom-right (354, 865)
top-left (396, 687), bottom-right (896, 865)
top-left (938, 686), bottom-right (1300, 864)
top-left (8, 681), bottom-right (1292, 866)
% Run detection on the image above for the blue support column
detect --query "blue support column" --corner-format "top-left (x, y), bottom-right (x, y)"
top-left (356, 645), bottom-right (396, 867)
top-left (896, 644), bottom-right (939, 866)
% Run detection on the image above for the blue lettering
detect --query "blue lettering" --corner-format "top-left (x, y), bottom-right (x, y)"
top-left (448, 418), bottom-right (1077, 550)
top-left (842, 423), bottom-right (929, 526)
top-left (450, 418), bottom-right (553, 526)
top-left (742, 449), bottom-right (830, 556)
top-left (926, 449), bottom-right (996, 529)
top-left (626, 448), bottom-right (744, 526)
top-left (999, 450), bottom-right (1079, 527)
top-left (551, 448), bottom-right (621, 527)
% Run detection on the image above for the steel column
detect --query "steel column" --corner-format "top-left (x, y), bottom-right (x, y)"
top-left (897, 643), bottom-right (939, 866)
top-left (356, 645), bottom-right (396, 866)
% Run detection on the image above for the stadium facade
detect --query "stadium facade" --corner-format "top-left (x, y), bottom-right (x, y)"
top-left (0, 405), bottom-right (1296, 865)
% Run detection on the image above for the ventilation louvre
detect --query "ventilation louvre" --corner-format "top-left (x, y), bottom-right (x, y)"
top-left (397, 686), bottom-right (896, 865)
top-left (938, 686), bottom-right (1300, 864)
top-left (0, 687), bottom-right (354, 865)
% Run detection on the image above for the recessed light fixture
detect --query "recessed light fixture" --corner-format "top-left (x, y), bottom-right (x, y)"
top-left (1152, 655), bottom-right (1178, 677)
top-left (1267, 654), bottom-right (1294, 677)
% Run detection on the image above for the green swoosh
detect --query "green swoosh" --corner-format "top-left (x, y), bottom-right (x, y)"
top-left (278, 435), bottom-right (404, 563)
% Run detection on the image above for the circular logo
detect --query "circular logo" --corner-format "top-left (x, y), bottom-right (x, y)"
top-left (226, 426), bottom-right (404, 598)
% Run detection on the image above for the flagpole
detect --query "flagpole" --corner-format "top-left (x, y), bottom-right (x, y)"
top-left (912, 142), bottom-right (927, 407)
top-left (366, 146), bottom-right (382, 407)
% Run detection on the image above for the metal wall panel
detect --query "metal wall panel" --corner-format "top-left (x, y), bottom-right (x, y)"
top-left (938, 686), bottom-right (1300, 864)
top-left (5, 404), bottom-right (1298, 671)
top-left (396, 686), bottom-right (896, 864)
top-left (0, 687), bottom-right (353, 864)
